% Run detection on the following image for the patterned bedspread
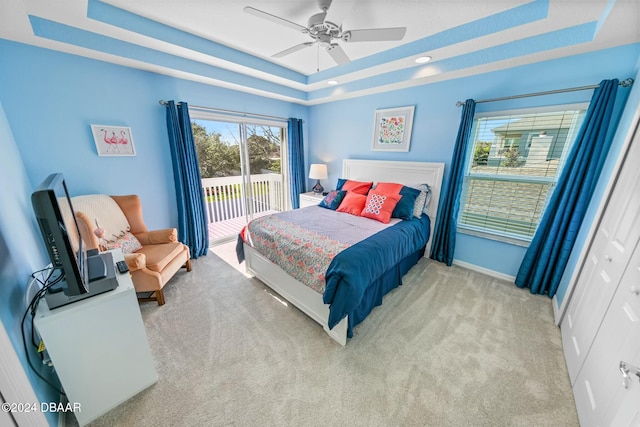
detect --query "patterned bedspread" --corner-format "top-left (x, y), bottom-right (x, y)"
top-left (242, 206), bottom-right (399, 293)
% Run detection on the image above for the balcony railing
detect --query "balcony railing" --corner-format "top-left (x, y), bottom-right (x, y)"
top-left (201, 173), bottom-right (285, 243)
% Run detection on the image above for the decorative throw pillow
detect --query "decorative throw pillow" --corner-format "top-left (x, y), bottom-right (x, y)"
top-left (336, 192), bottom-right (367, 216)
top-left (104, 231), bottom-right (142, 254)
top-left (360, 191), bottom-right (401, 224)
top-left (412, 191), bottom-right (428, 218)
top-left (412, 183), bottom-right (432, 214)
top-left (374, 182), bottom-right (418, 220)
top-left (318, 190), bottom-right (346, 210)
top-left (374, 182), bottom-right (403, 194)
top-left (394, 186), bottom-right (420, 220)
top-left (340, 179), bottom-right (373, 195)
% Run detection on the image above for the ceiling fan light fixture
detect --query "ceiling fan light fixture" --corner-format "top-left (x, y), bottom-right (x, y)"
top-left (415, 56), bottom-right (432, 64)
top-left (244, 2), bottom-right (407, 66)
top-left (318, 33), bottom-right (332, 48)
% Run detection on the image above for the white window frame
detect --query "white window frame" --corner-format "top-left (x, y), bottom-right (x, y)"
top-left (457, 103), bottom-right (588, 246)
top-left (189, 110), bottom-right (291, 210)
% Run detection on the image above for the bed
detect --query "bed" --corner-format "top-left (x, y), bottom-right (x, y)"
top-left (240, 159), bottom-right (445, 345)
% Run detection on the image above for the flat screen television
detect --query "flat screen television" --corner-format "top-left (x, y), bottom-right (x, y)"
top-left (32, 173), bottom-right (116, 309)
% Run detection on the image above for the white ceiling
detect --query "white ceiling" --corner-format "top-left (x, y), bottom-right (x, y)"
top-left (1, 0), bottom-right (639, 104)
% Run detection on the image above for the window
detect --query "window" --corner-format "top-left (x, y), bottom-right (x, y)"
top-left (458, 105), bottom-right (587, 243)
top-left (190, 110), bottom-right (289, 243)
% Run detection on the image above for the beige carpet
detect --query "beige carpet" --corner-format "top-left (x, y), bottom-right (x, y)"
top-left (85, 252), bottom-right (578, 427)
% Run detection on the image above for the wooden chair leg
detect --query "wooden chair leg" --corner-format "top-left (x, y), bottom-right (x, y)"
top-left (185, 259), bottom-right (192, 272)
top-left (137, 291), bottom-right (165, 305)
top-left (155, 289), bottom-right (165, 306)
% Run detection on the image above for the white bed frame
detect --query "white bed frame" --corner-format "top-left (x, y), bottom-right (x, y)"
top-left (243, 159), bottom-right (445, 345)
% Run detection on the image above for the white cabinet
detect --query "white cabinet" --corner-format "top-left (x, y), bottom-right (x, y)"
top-left (299, 191), bottom-right (324, 208)
top-left (35, 250), bottom-right (157, 426)
top-left (561, 109), bottom-right (640, 426)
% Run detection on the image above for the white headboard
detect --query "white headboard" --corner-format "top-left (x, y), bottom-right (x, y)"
top-left (342, 159), bottom-right (445, 256)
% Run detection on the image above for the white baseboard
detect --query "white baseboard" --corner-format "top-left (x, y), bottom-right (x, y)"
top-left (452, 259), bottom-right (516, 282)
top-left (552, 295), bottom-right (561, 325)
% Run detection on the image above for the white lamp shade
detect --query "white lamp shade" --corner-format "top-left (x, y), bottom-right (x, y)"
top-left (308, 164), bottom-right (328, 180)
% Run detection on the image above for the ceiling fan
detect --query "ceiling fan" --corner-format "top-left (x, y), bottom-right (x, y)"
top-left (243, 0), bottom-right (406, 66)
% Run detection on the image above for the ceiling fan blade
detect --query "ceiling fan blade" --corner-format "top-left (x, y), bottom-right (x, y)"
top-left (343, 27), bottom-right (407, 42)
top-left (323, 0), bottom-right (357, 26)
top-left (272, 42), bottom-right (314, 58)
top-left (326, 43), bottom-right (350, 65)
top-left (243, 6), bottom-right (307, 33)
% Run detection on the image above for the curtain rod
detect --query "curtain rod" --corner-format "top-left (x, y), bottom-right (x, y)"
top-left (158, 100), bottom-right (290, 122)
top-left (455, 78), bottom-right (634, 107)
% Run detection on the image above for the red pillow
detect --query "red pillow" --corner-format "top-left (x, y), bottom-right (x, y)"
top-left (342, 180), bottom-right (373, 195)
top-left (374, 182), bottom-right (403, 195)
top-left (336, 192), bottom-right (367, 216)
top-left (360, 191), bottom-right (401, 223)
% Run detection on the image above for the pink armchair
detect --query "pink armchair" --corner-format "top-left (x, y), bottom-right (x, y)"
top-left (73, 194), bottom-right (191, 305)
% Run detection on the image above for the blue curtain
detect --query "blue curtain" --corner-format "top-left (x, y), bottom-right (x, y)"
top-left (430, 99), bottom-right (476, 265)
top-left (515, 79), bottom-right (619, 296)
top-left (287, 118), bottom-right (305, 209)
top-left (165, 100), bottom-right (209, 258)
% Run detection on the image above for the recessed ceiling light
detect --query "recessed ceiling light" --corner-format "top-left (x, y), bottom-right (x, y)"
top-left (327, 80), bottom-right (338, 85)
top-left (415, 56), bottom-right (432, 64)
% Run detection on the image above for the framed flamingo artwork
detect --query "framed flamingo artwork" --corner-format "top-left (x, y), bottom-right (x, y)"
top-left (371, 106), bottom-right (415, 152)
top-left (91, 125), bottom-right (136, 156)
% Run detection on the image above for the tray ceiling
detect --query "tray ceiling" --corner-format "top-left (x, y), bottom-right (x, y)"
top-left (1, 0), bottom-right (638, 104)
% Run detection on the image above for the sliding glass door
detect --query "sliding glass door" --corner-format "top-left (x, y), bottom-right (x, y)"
top-left (191, 114), bottom-right (288, 244)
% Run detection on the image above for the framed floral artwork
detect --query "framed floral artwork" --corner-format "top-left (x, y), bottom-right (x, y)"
top-left (91, 125), bottom-right (136, 156)
top-left (371, 106), bottom-right (415, 152)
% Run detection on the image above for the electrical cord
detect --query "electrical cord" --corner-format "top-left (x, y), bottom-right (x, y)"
top-left (29, 271), bottom-right (64, 349)
top-left (21, 268), bottom-right (66, 396)
top-left (28, 268), bottom-right (62, 348)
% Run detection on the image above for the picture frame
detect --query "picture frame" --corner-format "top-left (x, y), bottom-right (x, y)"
top-left (371, 106), bottom-right (415, 152)
top-left (91, 125), bottom-right (136, 156)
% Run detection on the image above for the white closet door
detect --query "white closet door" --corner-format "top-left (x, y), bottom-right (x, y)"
top-left (572, 239), bottom-right (640, 425)
top-left (562, 123), bottom-right (640, 384)
top-left (605, 344), bottom-right (640, 426)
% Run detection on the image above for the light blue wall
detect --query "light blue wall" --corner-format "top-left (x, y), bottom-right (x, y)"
top-left (308, 43), bottom-right (639, 299)
top-left (0, 40), bottom-right (308, 231)
top-left (1, 35), bottom-right (638, 417)
top-left (0, 101), bottom-right (59, 425)
top-left (0, 39), bottom-right (308, 426)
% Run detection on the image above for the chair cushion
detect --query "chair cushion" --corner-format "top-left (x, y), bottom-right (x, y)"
top-left (136, 242), bottom-right (186, 272)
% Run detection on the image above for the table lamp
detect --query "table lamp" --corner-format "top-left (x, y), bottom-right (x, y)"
top-left (309, 164), bottom-right (328, 194)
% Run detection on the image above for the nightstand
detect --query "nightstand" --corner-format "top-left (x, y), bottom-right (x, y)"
top-left (299, 191), bottom-right (325, 208)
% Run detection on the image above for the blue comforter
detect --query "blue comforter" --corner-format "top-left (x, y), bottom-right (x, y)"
top-left (323, 214), bottom-right (431, 331)
top-left (238, 209), bottom-right (431, 337)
